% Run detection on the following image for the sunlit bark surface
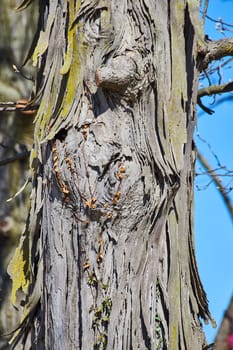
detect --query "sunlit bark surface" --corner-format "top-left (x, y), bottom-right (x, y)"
top-left (8, 1), bottom-right (214, 349)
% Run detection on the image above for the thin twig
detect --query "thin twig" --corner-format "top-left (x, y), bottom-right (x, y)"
top-left (197, 150), bottom-right (233, 222)
top-left (202, 0), bottom-right (209, 22)
top-left (196, 129), bottom-right (222, 167)
top-left (199, 58), bottom-right (233, 84)
top-left (197, 82), bottom-right (233, 114)
top-left (12, 64), bottom-right (34, 82)
top-left (197, 97), bottom-right (214, 114)
top-left (204, 13), bottom-right (233, 28)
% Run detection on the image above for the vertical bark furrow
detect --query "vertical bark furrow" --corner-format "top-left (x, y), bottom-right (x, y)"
top-left (77, 228), bottom-right (83, 349)
top-left (184, 4), bottom-right (195, 104)
top-left (140, 289), bottom-right (152, 349)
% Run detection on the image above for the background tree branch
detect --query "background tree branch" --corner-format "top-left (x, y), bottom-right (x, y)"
top-left (213, 296), bottom-right (233, 350)
top-left (197, 150), bottom-right (233, 222)
top-left (0, 150), bottom-right (30, 166)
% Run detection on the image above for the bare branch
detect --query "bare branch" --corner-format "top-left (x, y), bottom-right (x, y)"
top-left (197, 150), bottom-right (233, 222)
top-left (204, 14), bottom-right (233, 29)
top-left (0, 150), bottom-right (30, 166)
top-left (12, 64), bottom-right (34, 82)
top-left (198, 81), bottom-right (233, 98)
top-left (197, 97), bottom-right (214, 115)
top-left (200, 38), bottom-right (233, 71)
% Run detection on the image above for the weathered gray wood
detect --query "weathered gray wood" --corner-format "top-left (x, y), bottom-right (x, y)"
top-left (7, 1), bottom-right (214, 349)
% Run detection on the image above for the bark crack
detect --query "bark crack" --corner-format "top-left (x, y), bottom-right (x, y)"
top-left (139, 289), bottom-right (152, 349)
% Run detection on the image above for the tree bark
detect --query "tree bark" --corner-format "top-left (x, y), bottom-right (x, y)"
top-left (8, 1), bottom-right (214, 349)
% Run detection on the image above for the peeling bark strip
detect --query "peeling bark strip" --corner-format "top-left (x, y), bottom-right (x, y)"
top-left (8, 1), bottom-right (213, 349)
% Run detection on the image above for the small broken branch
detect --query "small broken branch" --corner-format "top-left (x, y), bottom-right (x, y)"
top-left (197, 150), bottom-right (233, 222)
top-left (95, 55), bottom-right (138, 92)
top-left (95, 52), bottom-right (153, 102)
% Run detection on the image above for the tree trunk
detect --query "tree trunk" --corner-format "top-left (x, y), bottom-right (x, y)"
top-left (8, 1), bottom-right (214, 349)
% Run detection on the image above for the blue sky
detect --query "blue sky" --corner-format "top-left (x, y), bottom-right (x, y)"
top-left (195, 0), bottom-right (233, 343)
